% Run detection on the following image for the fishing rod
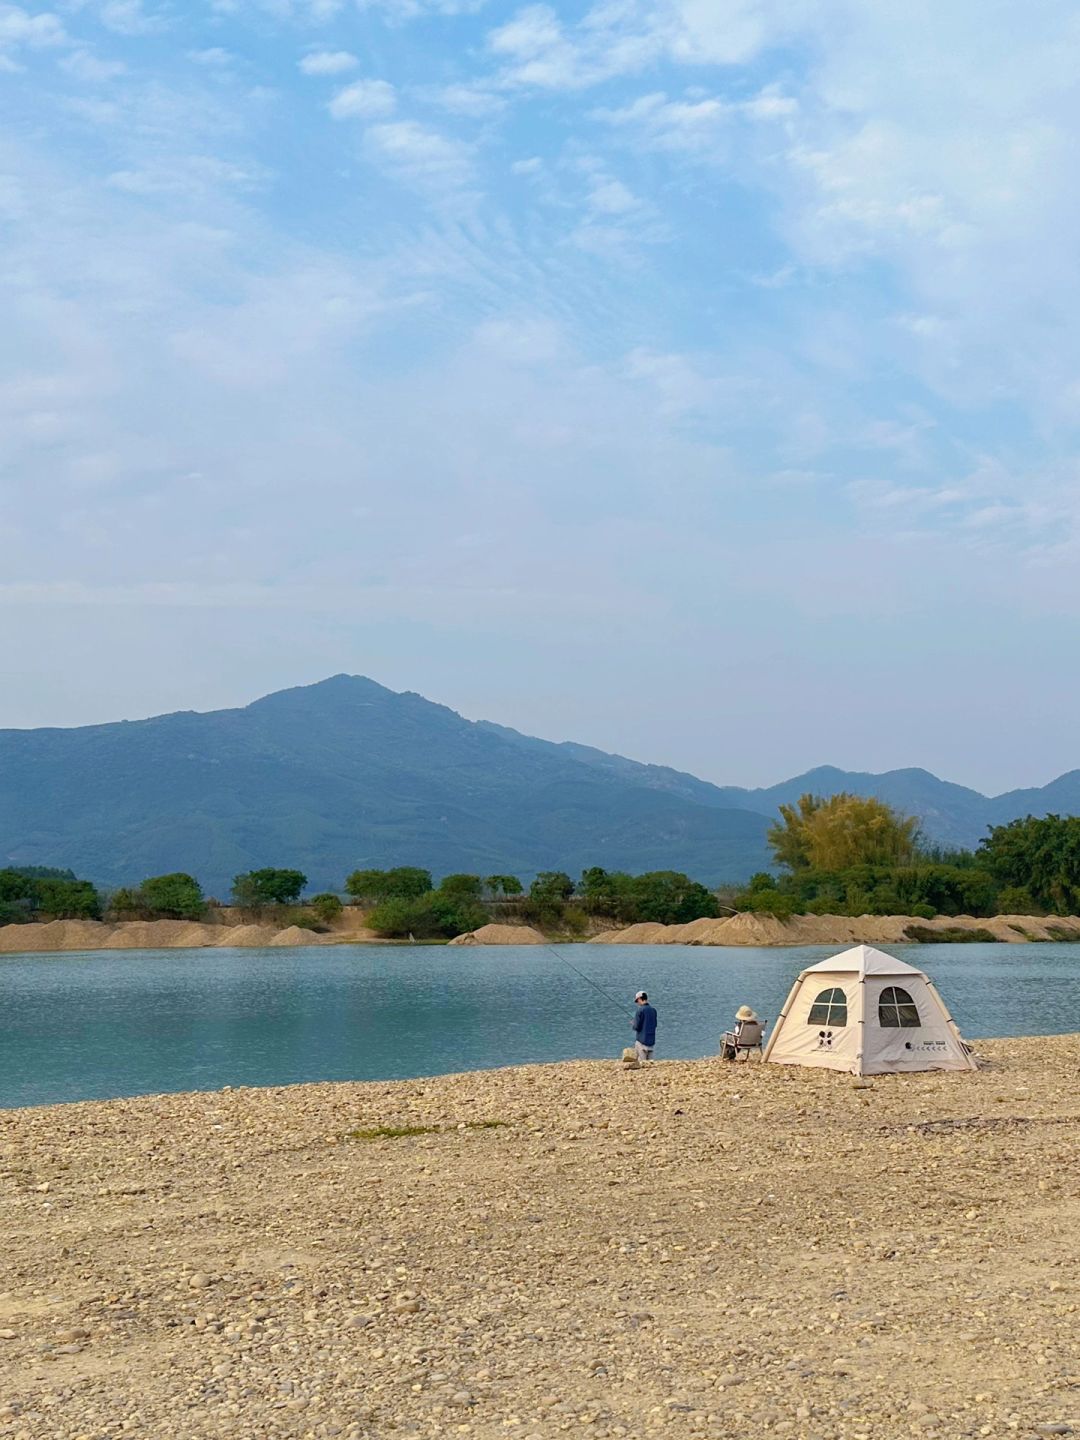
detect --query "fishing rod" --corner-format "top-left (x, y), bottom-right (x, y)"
top-left (542, 944), bottom-right (635, 1019)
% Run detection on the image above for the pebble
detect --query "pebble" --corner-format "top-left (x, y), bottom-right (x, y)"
top-left (0, 1039), bottom-right (1075, 1440)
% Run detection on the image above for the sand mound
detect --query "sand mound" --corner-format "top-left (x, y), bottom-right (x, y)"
top-left (590, 910), bottom-right (1062, 946)
top-left (3, 909), bottom-right (1078, 955)
top-left (268, 925), bottom-right (328, 947)
top-left (213, 924), bottom-right (281, 948)
top-left (0, 919), bottom-right (115, 953)
top-left (590, 922), bottom-right (670, 944)
top-left (448, 924), bottom-right (546, 946)
top-left (103, 920), bottom-right (221, 949)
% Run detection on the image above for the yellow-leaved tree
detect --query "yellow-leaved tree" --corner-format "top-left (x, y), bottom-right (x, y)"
top-left (768, 792), bottom-right (920, 872)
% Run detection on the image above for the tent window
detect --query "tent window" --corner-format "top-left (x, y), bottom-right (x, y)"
top-left (807, 987), bottom-right (847, 1027)
top-left (879, 986), bottom-right (921, 1028)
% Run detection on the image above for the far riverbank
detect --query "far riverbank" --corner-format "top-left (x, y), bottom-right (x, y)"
top-left (3, 908), bottom-right (1080, 954)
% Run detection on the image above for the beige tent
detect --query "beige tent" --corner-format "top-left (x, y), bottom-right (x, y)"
top-left (762, 944), bottom-right (976, 1075)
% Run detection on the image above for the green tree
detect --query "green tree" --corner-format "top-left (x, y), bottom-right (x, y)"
top-left (32, 877), bottom-right (102, 920)
top-left (578, 867), bottom-right (633, 918)
top-left (530, 871), bottom-right (575, 903)
top-left (979, 815), bottom-right (1080, 914)
top-left (769, 792), bottom-right (920, 873)
top-left (309, 892), bottom-right (344, 924)
top-left (232, 868), bottom-right (307, 908)
top-left (0, 869), bottom-right (36, 909)
top-left (137, 872), bottom-right (206, 920)
top-left (628, 871), bottom-right (718, 925)
top-left (344, 867), bottom-right (432, 903)
top-left (438, 873), bottom-right (484, 899)
top-left (484, 874), bottom-right (523, 898)
top-left (0, 867), bottom-right (102, 922)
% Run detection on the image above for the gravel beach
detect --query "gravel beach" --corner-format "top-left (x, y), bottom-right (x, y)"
top-left (1, 1038), bottom-right (1078, 1440)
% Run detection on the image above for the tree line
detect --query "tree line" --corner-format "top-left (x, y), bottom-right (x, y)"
top-left (3, 803), bottom-right (1080, 933)
top-left (738, 794), bottom-right (1080, 920)
top-left (347, 866), bottom-right (719, 938)
top-left (0, 862), bottom-right (721, 938)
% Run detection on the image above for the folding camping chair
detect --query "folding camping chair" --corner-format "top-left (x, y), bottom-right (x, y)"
top-left (720, 1018), bottom-right (766, 1061)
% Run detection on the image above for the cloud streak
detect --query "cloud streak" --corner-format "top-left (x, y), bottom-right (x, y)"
top-left (3, 0), bottom-right (1080, 787)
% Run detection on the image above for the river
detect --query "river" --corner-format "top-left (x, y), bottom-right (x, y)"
top-left (3, 941), bottom-right (1080, 1107)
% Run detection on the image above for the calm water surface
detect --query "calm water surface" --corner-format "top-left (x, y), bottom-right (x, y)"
top-left (3, 942), bottom-right (1080, 1108)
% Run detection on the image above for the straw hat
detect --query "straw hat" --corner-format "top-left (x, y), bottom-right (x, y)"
top-left (736, 1005), bottom-right (758, 1021)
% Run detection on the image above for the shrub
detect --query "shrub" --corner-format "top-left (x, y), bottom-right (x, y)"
top-left (309, 892), bottom-right (344, 924)
top-left (904, 925), bottom-right (997, 943)
top-left (995, 886), bottom-right (1040, 915)
top-left (366, 892), bottom-right (488, 940)
top-left (744, 891), bottom-right (796, 920)
top-left (910, 902), bottom-right (937, 920)
top-left (550, 905), bottom-right (589, 937)
top-left (365, 897), bottom-right (417, 938)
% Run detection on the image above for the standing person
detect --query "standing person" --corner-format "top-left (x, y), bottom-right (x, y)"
top-left (632, 990), bottom-right (658, 1062)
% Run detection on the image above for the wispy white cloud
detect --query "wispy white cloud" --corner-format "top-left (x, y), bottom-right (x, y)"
top-left (8, 0), bottom-right (1080, 784)
top-left (595, 91), bottom-right (729, 151)
top-left (0, 2), bottom-right (66, 59)
top-left (189, 46), bottom-right (233, 67)
top-left (358, 0), bottom-right (488, 16)
top-left (362, 119), bottom-right (474, 191)
top-left (426, 81), bottom-right (505, 117)
top-left (98, 0), bottom-right (163, 35)
top-left (328, 78), bottom-right (396, 119)
top-left (299, 48), bottom-right (357, 75)
top-left (59, 48), bottom-right (125, 81)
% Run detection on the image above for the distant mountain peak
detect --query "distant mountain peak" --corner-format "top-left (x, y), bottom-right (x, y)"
top-left (1, 673), bottom-right (1077, 891)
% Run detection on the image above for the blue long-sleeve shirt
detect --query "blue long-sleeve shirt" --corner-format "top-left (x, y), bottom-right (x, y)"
top-left (632, 1003), bottom-right (657, 1047)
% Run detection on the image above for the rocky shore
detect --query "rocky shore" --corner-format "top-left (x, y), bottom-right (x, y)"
top-left (2, 1040), bottom-right (1078, 1439)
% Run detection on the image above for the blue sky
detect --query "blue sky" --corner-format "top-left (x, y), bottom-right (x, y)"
top-left (3, 0), bottom-right (1079, 791)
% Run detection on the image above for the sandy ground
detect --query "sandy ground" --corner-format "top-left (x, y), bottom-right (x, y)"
top-left (1, 1039), bottom-right (1078, 1440)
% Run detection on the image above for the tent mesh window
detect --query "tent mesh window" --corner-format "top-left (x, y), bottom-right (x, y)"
top-left (806, 987), bottom-right (847, 1027)
top-left (878, 986), bottom-right (921, 1028)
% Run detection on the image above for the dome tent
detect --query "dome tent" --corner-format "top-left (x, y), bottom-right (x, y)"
top-left (762, 945), bottom-right (976, 1075)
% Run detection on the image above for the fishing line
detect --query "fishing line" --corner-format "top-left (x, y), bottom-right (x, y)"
top-left (542, 944), bottom-right (634, 1019)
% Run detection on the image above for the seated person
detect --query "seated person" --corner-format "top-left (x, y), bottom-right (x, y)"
top-left (721, 1005), bottom-right (764, 1059)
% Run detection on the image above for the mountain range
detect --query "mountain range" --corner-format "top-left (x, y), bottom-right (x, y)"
top-left (1, 674), bottom-right (1077, 894)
